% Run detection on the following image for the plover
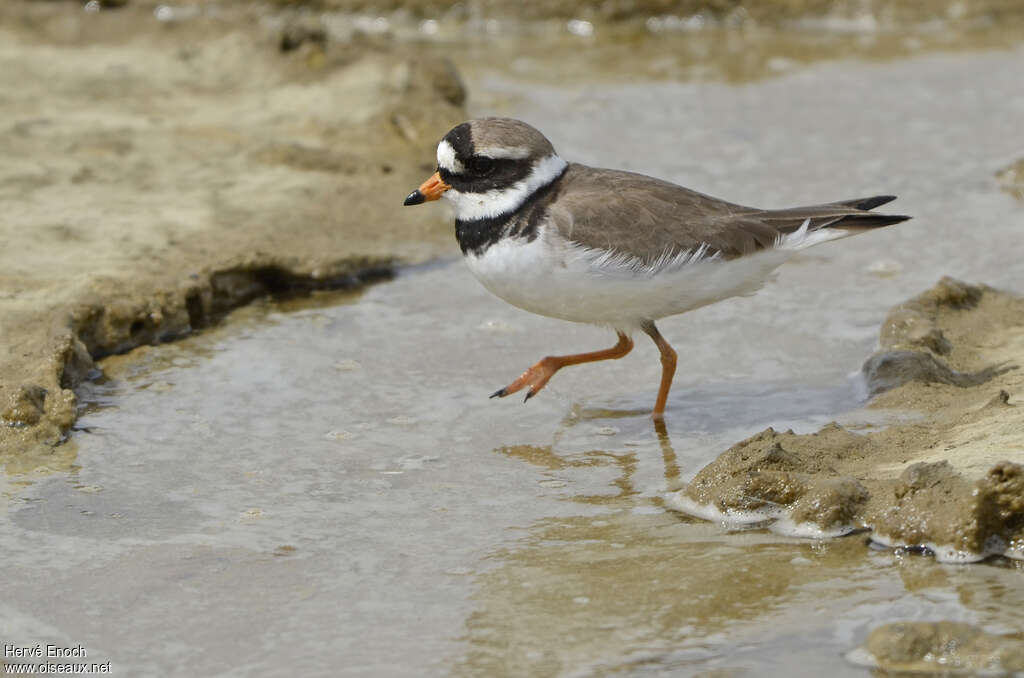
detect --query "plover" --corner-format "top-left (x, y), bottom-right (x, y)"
top-left (404, 118), bottom-right (909, 419)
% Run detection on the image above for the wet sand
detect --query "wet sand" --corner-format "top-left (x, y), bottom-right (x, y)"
top-left (672, 278), bottom-right (1024, 562)
top-left (0, 2), bottom-right (464, 458)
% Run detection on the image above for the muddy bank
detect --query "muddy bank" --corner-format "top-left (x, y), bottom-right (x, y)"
top-left (28, 1), bottom-right (1024, 86)
top-left (259, 2), bottom-right (1024, 85)
top-left (0, 3), bottom-right (464, 459)
top-left (214, 0), bottom-right (1024, 26)
top-left (670, 278), bottom-right (1024, 562)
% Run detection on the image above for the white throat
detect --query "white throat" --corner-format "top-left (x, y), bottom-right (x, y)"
top-left (444, 154), bottom-right (568, 222)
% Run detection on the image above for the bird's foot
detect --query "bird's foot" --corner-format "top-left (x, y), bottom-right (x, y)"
top-left (490, 358), bottom-right (559, 403)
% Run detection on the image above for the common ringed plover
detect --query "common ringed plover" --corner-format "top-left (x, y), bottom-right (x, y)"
top-left (404, 118), bottom-right (910, 420)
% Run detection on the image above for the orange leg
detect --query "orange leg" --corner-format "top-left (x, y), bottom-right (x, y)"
top-left (491, 332), bottom-right (634, 402)
top-left (642, 321), bottom-right (677, 420)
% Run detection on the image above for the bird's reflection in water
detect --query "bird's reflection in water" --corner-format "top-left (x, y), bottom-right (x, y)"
top-left (562, 405), bottom-right (652, 421)
top-left (497, 445), bottom-right (640, 505)
top-left (497, 408), bottom-right (685, 505)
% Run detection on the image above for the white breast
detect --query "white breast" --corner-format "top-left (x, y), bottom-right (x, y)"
top-left (463, 224), bottom-right (806, 330)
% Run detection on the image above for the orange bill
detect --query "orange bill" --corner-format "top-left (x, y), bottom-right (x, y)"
top-left (403, 171), bottom-right (451, 206)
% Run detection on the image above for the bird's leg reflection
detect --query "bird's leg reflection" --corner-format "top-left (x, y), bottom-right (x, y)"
top-left (497, 444), bottom-right (639, 505)
top-left (655, 418), bottom-right (683, 491)
top-left (497, 418), bottom-right (683, 502)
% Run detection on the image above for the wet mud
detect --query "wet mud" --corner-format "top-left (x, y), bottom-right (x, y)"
top-left (672, 278), bottom-right (1024, 562)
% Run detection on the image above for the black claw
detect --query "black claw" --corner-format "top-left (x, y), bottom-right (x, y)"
top-left (403, 190), bottom-right (425, 206)
top-left (524, 391), bottom-right (536, 403)
top-left (490, 388), bottom-right (507, 399)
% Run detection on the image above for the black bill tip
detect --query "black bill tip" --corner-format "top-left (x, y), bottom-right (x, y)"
top-left (403, 190), bottom-right (425, 206)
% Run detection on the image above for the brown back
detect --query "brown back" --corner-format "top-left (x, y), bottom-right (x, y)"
top-left (548, 164), bottom-right (907, 262)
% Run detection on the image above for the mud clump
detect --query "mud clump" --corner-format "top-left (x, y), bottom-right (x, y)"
top-left (673, 278), bottom-right (1024, 562)
top-left (788, 477), bottom-right (870, 530)
top-left (681, 424), bottom-right (874, 534)
top-left (851, 622), bottom-right (1024, 674)
top-left (871, 461), bottom-right (1024, 560)
top-left (863, 277), bottom-right (1016, 396)
top-left (1, 385), bottom-right (49, 427)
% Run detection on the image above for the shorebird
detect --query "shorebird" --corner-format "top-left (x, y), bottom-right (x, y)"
top-left (404, 118), bottom-right (909, 419)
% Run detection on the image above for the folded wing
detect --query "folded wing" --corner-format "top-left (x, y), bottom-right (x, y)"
top-left (549, 164), bottom-right (910, 263)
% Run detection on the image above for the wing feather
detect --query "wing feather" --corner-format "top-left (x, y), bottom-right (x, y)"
top-left (548, 164), bottom-right (908, 263)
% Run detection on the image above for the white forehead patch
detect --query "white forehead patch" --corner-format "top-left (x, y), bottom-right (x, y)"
top-left (437, 139), bottom-right (465, 174)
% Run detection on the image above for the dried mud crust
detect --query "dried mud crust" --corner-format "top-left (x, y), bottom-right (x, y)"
top-left (672, 278), bottom-right (1024, 562)
top-left (0, 4), bottom-right (466, 459)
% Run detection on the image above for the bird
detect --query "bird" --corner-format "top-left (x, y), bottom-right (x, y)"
top-left (403, 118), bottom-right (910, 420)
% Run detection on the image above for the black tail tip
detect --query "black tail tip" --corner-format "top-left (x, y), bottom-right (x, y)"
top-left (851, 195), bottom-right (898, 211)
top-left (875, 214), bottom-right (912, 226)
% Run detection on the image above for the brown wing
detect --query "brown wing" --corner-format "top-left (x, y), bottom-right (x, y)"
top-left (548, 164), bottom-right (908, 262)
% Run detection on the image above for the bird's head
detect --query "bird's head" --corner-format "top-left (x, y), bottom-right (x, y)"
top-left (404, 118), bottom-right (567, 221)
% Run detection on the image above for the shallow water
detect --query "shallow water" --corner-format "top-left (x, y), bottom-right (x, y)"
top-left (4, 46), bottom-right (1024, 676)
top-left (4, 263), bottom-right (1022, 676)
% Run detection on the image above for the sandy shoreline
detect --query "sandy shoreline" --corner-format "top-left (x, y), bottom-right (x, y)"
top-left (0, 3), bottom-right (465, 458)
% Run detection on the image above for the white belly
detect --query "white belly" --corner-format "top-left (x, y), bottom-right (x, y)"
top-left (463, 227), bottom-right (801, 329)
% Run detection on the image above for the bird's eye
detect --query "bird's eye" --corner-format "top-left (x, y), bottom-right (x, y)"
top-left (471, 156), bottom-right (495, 175)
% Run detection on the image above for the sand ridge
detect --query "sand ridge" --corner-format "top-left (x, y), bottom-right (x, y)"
top-left (672, 278), bottom-right (1024, 562)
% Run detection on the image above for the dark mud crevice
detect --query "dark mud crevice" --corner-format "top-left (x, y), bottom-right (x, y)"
top-left (203, 263), bottom-right (394, 326)
top-left (184, 290), bottom-right (205, 331)
top-left (0, 258), bottom-right (395, 441)
top-left (72, 260), bottom-right (394, 364)
top-left (862, 350), bottom-right (1016, 397)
